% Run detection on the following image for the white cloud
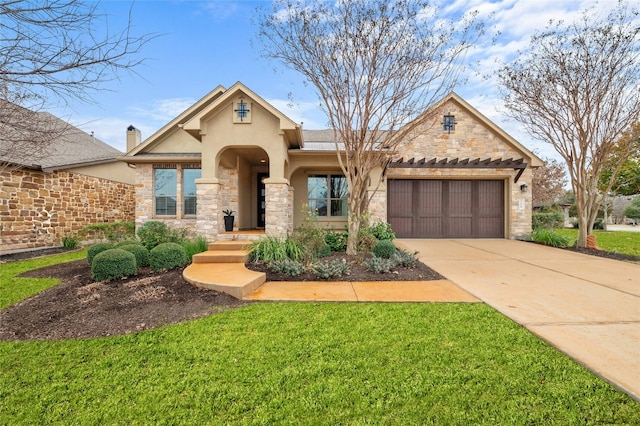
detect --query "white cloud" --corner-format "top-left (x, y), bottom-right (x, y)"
top-left (129, 98), bottom-right (195, 123)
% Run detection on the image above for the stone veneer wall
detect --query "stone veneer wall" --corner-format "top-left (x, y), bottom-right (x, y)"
top-left (1, 169), bottom-right (134, 251)
top-left (265, 182), bottom-right (291, 237)
top-left (134, 163), bottom-right (199, 236)
top-left (383, 99), bottom-right (534, 238)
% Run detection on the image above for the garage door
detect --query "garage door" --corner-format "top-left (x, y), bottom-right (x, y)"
top-left (388, 179), bottom-right (504, 238)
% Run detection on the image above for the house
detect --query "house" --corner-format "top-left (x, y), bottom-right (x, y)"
top-left (0, 107), bottom-right (135, 253)
top-left (120, 82), bottom-right (542, 241)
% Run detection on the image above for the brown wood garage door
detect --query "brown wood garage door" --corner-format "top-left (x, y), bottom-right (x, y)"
top-left (388, 179), bottom-right (504, 238)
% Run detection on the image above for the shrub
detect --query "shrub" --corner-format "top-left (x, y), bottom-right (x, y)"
top-left (87, 243), bottom-right (114, 265)
top-left (91, 249), bottom-right (137, 282)
top-left (325, 231), bottom-right (348, 252)
top-left (293, 206), bottom-right (329, 261)
top-left (369, 221), bottom-right (396, 241)
top-left (310, 259), bottom-right (350, 280)
top-left (249, 236), bottom-right (305, 263)
top-left (119, 244), bottom-right (150, 268)
top-left (357, 226), bottom-right (378, 253)
top-left (80, 221), bottom-right (135, 242)
top-left (114, 239), bottom-right (142, 248)
top-left (531, 229), bottom-right (571, 248)
top-left (372, 239), bottom-right (397, 259)
top-left (571, 219), bottom-right (605, 230)
top-left (137, 221), bottom-right (172, 250)
top-left (149, 242), bottom-right (188, 271)
top-left (532, 211), bottom-right (564, 230)
top-left (392, 249), bottom-right (418, 268)
top-left (269, 259), bottom-right (305, 276)
top-left (365, 256), bottom-right (394, 273)
top-left (182, 236), bottom-right (209, 262)
top-left (61, 235), bottom-right (79, 249)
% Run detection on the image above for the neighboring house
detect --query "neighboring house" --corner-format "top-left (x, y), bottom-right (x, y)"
top-left (0, 108), bottom-right (135, 253)
top-left (120, 82), bottom-right (542, 241)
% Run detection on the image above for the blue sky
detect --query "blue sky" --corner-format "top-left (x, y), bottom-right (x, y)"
top-left (52, 0), bottom-right (620, 161)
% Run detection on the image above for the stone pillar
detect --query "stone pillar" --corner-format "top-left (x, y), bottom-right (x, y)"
top-left (196, 178), bottom-right (221, 241)
top-left (368, 188), bottom-right (387, 224)
top-left (264, 178), bottom-right (290, 238)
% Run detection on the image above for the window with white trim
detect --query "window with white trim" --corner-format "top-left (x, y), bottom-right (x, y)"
top-left (308, 174), bottom-right (348, 217)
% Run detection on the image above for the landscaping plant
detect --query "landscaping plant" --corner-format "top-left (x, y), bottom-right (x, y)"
top-left (137, 221), bottom-right (187, 250)
top-left (181, 236), bottom-right (209, 261)
top-left (249, 236), bottom-right (304, 264)
top-left (310, 258), bottom-right (350, 279)
top-left (119, 244), bottom-right (151, 268)
top-left (531, 229), bottom-right (571, 248)
top-left (268, 259), bottom-right (305, 277)
top-left (90, 249), bottom-right (137, 282)
top-left (372, 239), bottom-right (397, 259)
top-left (149, 242), bottom-right (188, 271)
top-left (365, 256), bottom-right (394, 273)
top-left (86, 242), bottom-right (114, 265)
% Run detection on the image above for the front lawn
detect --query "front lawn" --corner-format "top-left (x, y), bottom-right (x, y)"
top-left (555, 229), bottom-right (640, 257)
top-left (1, 253), bottom-right (638, 424)
top-left (0, 249), bottom-right (86, 309)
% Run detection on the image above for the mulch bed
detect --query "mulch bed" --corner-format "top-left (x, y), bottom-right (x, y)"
top-left (0, 250), bottom-right (442, 342)
top-left (0, 243), bottom-right (635, 342)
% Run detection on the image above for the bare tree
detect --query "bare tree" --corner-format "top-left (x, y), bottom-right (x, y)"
top-left (258, 0), bottom-right (485, 254)
top-left (532, 157), bottom-right (567, 207)
top-left (0, 0), bottom-right (152, 173)
top-left (497, 1), bottom-right (639, 248)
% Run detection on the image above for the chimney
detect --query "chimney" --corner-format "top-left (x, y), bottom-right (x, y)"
top-left (126, 125), bottom-right (141, 153)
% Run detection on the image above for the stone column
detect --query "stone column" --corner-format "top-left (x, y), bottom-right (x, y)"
top-left (264, 178), bottom-right (290, 238)
top-left (368, 188), bottom-right (387, 224)
top-left (196, 178), bottom-right (221, 241)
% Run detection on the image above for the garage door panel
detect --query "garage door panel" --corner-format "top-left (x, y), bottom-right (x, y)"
top-left (388, 179), bottom-right (504, 238)
top-left (449, 218), bottom-right (472, 237)
top-left (416, 218), bottom-right (443, 237)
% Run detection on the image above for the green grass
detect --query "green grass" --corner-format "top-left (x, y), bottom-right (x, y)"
top-left (555, 229), bottom-right (640, 257)
top-left (0, 249), bottom-right (86, 310)
top-left (1, 254), bottom-right (638, 424)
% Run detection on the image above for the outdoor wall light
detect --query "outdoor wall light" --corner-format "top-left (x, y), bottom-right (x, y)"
top-left (520, 183), bottom-right (528, 192)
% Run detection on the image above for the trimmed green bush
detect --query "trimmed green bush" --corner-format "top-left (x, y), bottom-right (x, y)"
top-left (149, 242), bottom-right (188, 272)
top-left (119, 244), bottom-right (150, 268)
top-left (531, 229), bottom-right (571, 248)
top-left (372, 239), bottom-right (397, 259)
top-left (87, 243), bottom-right (114, 265)
top-left (137, 221), bottom-right (172, 250)
top-left (114, 240), bottom-right (142, 248)
top-left (91, 249), bottom-right (137, 282)
top-left (369, 221), bottom-right (396, 241)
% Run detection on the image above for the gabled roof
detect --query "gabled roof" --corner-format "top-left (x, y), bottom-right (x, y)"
top-left (0, 104), bottom-right (122, 171)
top-left (432, 92), bottom-right (543, 167)
top-left (181, 81), bottom-right (303, 147)
top-left (127, 85), bottom-right (226, 156)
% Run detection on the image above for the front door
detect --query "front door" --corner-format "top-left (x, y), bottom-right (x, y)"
top-left (257, 172), bottom-right (268, 228)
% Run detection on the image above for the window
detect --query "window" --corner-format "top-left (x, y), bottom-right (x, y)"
top-left (233, 98), bottom-right (251, 123)
top-left (154, 168), bottom-right (177, 216)
top-left (183, 168), bottom-right (201, 216)
top-left (308, 174), bottom-right (348, 217)
top-left (443, 114), bottom-right (456, 133)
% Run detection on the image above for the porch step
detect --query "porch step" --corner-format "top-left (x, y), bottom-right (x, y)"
top-left (183, 239), bottom-right (265, 299)
top-left (183, 263), bottom-right (266, 299)
top-left (208, 240), bottom-right (252, 251)
top-left (192, 250), bottom-right (249, 264)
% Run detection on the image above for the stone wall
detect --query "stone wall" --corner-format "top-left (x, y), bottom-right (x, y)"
top-left (1, 169), bottom-right (134, 252)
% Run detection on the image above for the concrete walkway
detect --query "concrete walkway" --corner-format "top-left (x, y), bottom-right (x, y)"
top-left (395, 239), bottom-right (640, 401)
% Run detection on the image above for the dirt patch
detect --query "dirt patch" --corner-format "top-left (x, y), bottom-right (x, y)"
top-left (0, 251), bottom-right (442, 342)
top-left (246, 252), bottom-right (444, 282)
top-left (0, 260), bottom-right (247, 342)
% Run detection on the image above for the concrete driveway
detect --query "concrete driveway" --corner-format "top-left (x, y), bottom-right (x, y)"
top-left (395, 239), bottom-right (640, 401)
